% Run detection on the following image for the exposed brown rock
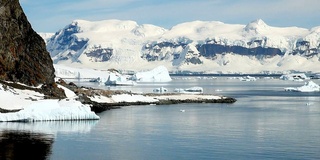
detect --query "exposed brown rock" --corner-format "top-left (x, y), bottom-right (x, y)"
top-left (0, 0), bottom-right (55, 86)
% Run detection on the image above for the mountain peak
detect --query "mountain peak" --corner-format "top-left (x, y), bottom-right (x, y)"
top-left (253, 19), bottom-right (267, 26)
top-left (244, 19), bottom-right (269, 33)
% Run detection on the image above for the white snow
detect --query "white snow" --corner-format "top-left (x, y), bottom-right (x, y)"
top-left (239, 76), bottom-right (257, 81)
top-left (174, 87), bottom-right (204, 94)
top-left (284, 81), bottom-right (320, 92)
top-left (38, 32), bottom-right (54, 44)
top-left (58, 84), bottom-right (77, 98)
top-left (0, 83), bottom-right (45, 110)
top-left (89, 92), bottom-right (224, 104)
top-left (155, 94), bottom-right (222, 101)
top-left (0, 99), bottom-right (99, 122)
top-left (45, 19), bottom-right (320, 74)
top-left (111, 94), bottom-right (158, 103)
top-left (0, 82), bottom-right (99, 122)
top-left (132, 66), bottom-right (172, 82)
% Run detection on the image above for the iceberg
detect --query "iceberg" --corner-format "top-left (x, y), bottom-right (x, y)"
top-left (153, 87), bottom-right (168, 93)
top-left (89, 77), bottom-right (105, 83)
top-left (284, 81), bottom-right (320, 92)
top-left (132, 66), bottom-right (172, 82)
top-left (174, 87), bottom-right (204, 94)
top-left (105, 72), bottom-right (137, 86)
top-left (239, 76), bottom-right (257, 81)
top-left (280, 73), bottom-right (309, 81)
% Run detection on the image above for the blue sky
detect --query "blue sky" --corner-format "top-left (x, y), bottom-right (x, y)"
top-left (20, 0), bottom-right (320, 33)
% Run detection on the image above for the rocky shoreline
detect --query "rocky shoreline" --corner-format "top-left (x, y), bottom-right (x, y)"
top-left (0, 79), bottom-right (237, 113)
top-left (85, 96), bottom-right (237, 113)
top-left (57, 79), bottom-right (237, 113)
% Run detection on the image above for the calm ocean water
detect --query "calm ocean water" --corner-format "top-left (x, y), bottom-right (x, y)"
top-left (1, 77), bottom-right (320, 160)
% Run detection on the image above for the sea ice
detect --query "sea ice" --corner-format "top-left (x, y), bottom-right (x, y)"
top-left (280, 73), bottom-right (309, 81)
top-left (284, 81), bottom-right (320, 92)
top-left (105, 72), bottom-right (137, 86)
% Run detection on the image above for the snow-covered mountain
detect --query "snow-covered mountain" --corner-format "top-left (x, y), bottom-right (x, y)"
top-left (38, 32), bottom-right (54, 44)
top-left (44, 19), bottom-right (320, 74)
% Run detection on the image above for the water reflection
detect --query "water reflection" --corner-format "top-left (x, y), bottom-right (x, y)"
top-left (0, 121), bottom-right (99, 134)
top-left (0, 130), bottom-right (53, 160)
top-left (0, 121), bottom-right (98, 160)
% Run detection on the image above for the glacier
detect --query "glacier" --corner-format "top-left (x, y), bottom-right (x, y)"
top-left (43, 19), bottom-right (320, 74)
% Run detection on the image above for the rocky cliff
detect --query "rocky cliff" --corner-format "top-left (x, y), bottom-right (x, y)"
top-left (0, 0), bottom-right (55, 86)
top-left (0, 0), bottom-right (65, 98)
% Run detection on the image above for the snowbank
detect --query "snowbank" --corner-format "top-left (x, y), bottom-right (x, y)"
top-left (0, 83), bottom-right (44, 110)
top-left (88, 92), bottom-right (226, 104)
top-left (0, 99), bottom-right (99, 122)
top-left (0, 82), bottom-right (99, 122)
top-left (155, 94), bottom-right (223, 101)
top-left (89, 94), bottom-right (158, 103)
top-left (132, 66), bottom-right (172, 82)
top-left (284, 81), bottom-right (320, 92)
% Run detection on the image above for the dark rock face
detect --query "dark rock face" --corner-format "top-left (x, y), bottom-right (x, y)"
top-left (196, 44), bottom-right (284, 59)
top-left (85, 46), bottom-right (113, 62)
top-left (142, 39), bottom-right (283, 65)
top-left (0, 0), bottom-right (55, 86)
top-left (292, 40), bottom-right (319, 58)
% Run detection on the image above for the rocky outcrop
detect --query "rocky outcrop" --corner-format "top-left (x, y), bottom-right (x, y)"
top-left (0, 0), bottom-right (65, 98)
top-left (0, 0), bottom-right (55, 86)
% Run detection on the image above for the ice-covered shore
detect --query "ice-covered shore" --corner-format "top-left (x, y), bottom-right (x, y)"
top-left (0, 82), bottom-right (99, 122)
top-left (0, 100), bottom-right (99, 122)
top-left (0, 65), bottom-right (237, 122)
top-left (0, 80), bottom-right (236, 121)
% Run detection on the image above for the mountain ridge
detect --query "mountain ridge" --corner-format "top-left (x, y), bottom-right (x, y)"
top-left (42, 19), bottom-right (320, 74)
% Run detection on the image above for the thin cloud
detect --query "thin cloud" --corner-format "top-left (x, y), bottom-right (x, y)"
top-left (21, 0), bottom-right (320, 32)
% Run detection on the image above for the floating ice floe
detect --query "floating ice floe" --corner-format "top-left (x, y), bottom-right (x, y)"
top-left (174, 87), bottom-right (204, 94)
top-left (153, 87), bottom-right (168, 93)
top-left (280, 73), bottom-right (309, 81)
top-left (105, 72), bottom-right (137, 86)
top-left (89, 77), bottom-right (106, 83)
top-left (239, 76), bottom-right (257, 81)
top-left (284, 81), bottom-right (320, 92)
top-left (0, 99), bottom-right (99, 122)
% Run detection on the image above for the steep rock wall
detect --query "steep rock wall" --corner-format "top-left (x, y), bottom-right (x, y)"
top-left (0, 0), bottom-right (55, 86)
